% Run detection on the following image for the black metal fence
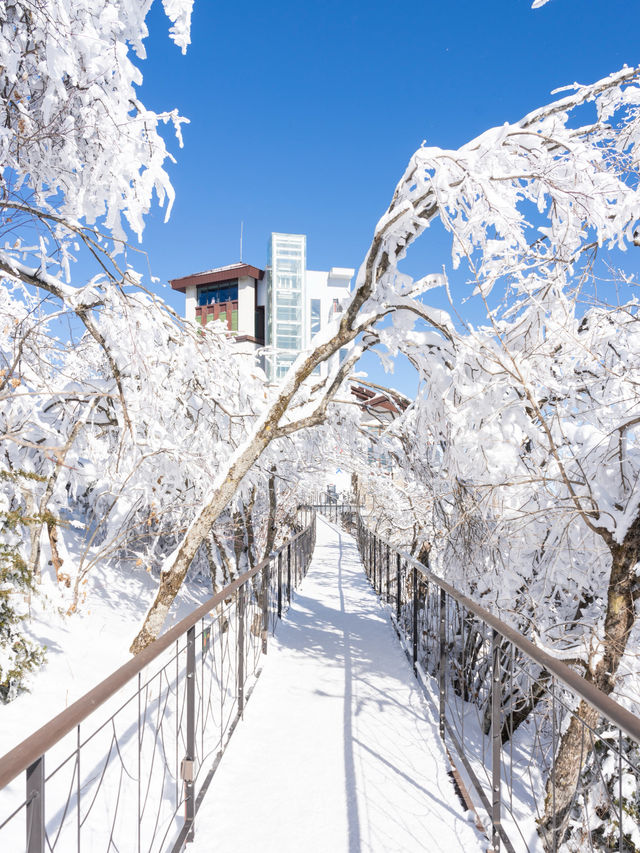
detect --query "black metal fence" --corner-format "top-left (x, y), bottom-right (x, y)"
top-left (0, 512), bottom-right (316, 853)
top-left (308, 503), bottom-right (359, 530)
top-left (349, 511), bottom-right (640, 853)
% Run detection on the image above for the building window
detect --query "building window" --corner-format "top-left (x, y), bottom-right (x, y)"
top-left (276, 291), bottom-right (300, 308)
top-left (198, 281), bottom-right (238, 306)
top-left (310, 299), bottom-right (321, 337)
top-left (276, 305), bottom-right (302, 323)
top-left (276, 326), bottom-right (302, 349)
top-left (276, 354), bottom-right (296, 379)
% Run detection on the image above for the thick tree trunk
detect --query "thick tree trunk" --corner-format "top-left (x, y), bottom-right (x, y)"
top-left (129, 444), bottom-right (271, 654)
top-left (129, 432), bottom-right (271, 653)
top-left (539, 517), bottom-right (639, 849)
top-left (129, 328), bottom-right (358, 653)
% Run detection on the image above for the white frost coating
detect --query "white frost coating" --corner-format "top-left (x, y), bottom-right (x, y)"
top-left (2, 28), bottom-right (640, 834)
top-left (321, 66), bottom-right (640, 768)
top-left (0, 0), bottom-right (192, 245)
top-left (162, 0), bottom-right (194, 52)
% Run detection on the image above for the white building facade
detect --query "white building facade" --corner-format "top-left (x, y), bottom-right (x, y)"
top-left (171, 233), bottom-right (354, 382)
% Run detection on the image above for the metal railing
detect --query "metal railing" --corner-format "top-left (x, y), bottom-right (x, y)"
top-left (308, 502), bottom-right (359, 529)
top-left (339, 509), bottom-right (640, 853)
top-left (0, 511), bottom-right (316, 853)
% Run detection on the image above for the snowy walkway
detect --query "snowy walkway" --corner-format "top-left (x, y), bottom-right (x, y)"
top-left (189, 517), bottom-right (484, 853)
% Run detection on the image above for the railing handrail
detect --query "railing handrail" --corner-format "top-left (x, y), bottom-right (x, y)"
top-left (353, 512), bottom-right (640, 746)
top-left (0, 522), bottom-right (312, 791)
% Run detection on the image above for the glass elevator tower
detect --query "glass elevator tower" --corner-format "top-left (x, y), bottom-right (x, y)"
top-left (266, 233), bottom-right (307, 380)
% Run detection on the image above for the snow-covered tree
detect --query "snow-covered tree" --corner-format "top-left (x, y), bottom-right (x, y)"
top-left (333, 64), bottom-right (640, 847)
top-left (2, 23), bottom-right (640, 852)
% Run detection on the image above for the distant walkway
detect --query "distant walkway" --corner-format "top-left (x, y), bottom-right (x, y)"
top-left (189, 516), bottom-right (484, 853)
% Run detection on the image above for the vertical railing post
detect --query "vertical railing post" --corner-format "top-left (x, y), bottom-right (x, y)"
top-left (370, 534), bottom-right (374, 586)
top-left (136, 678), bottom-right (140, 853)
top-left (184, 624), bottom-right (196, 841)
top-left (26, 756), bottom-right (45, 853)
top-left (396, 553), bottom-right (401, 621)
top-left (303, 534), bottom-right (307, 578)
top-left (386, 544), bottom-right (390, 603)
top-left (370, 533), bottom-right (374, 582)
top-left (79, 724), bottom-right (83, 853)
top-left (439, 588), bottom-right (446, 740)
top-left (491, 629), bottom-right (502, 851)
top-left (287, 542), bottom-right (292, 606)
top-left (551, 679), bottom-right (557, 851)
top-left (412, 566), bottom-right (418, 672)
top-left (367, 532), bottom-right (370, 579)
top-left (238, 584), bottom-right (246, 715)
top-left (374, 537), bottom-right (378, 593)
top-left (277, 552), bottom-right (283, 620)
top-left (261, 561), bottom-right (270, 654)
top-left (364, 529), bottom-right (367, 574)
top-left (373, 536), bottom-right (378, 592)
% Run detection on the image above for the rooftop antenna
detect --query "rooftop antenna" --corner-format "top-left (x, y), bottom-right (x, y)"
top-left (240, 221), bottom-right (244, 262)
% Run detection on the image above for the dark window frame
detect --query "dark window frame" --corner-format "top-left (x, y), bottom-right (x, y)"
top-left (197, 279), bottom-right (239, 306)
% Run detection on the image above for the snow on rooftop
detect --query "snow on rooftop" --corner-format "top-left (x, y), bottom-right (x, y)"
top-left (187, 262), bottom-right (248, 277)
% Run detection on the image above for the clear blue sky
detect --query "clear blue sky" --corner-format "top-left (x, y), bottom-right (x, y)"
top-left (135, 0), bottom-right (639, 395)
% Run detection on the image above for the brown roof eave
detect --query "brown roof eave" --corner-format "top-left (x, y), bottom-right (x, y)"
top-left (170, 264), bottom-right (265, 292)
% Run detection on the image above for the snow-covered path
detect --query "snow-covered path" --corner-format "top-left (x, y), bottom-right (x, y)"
top-left (189, 517), bottom-right (484, 853)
